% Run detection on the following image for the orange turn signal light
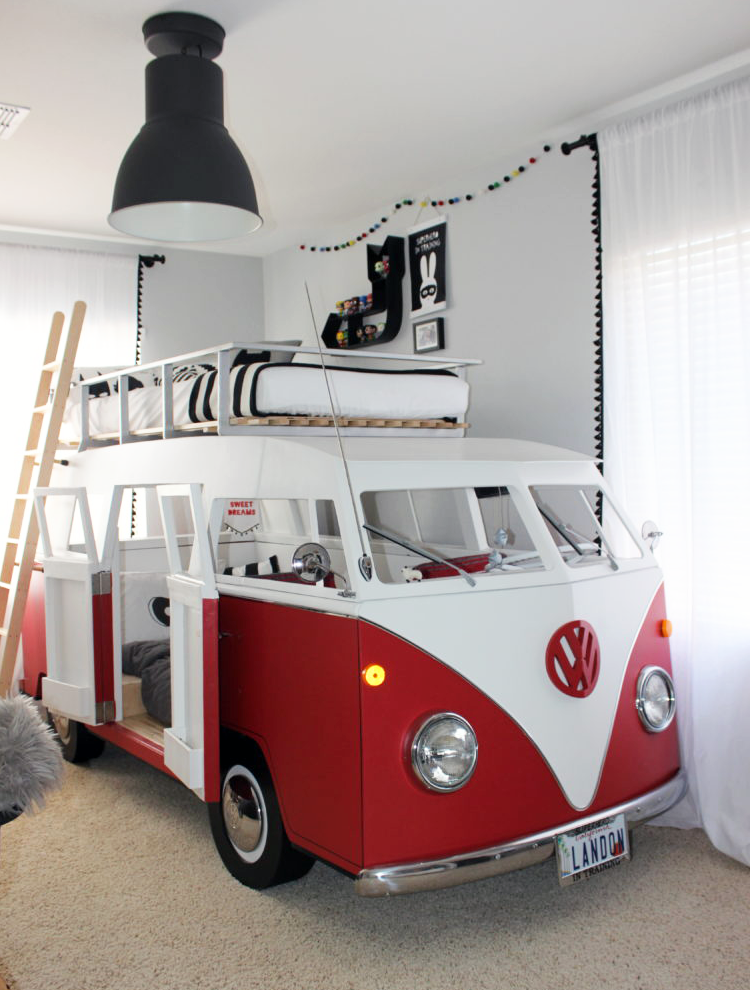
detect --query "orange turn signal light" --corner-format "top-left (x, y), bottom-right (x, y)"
top-left (661, 620), bottom-right (673, 638)
top-left (363, 664), bottom-right (386, 687)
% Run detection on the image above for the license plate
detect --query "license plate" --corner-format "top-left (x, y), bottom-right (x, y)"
top-left (555, 813), bottom-right (630, 886)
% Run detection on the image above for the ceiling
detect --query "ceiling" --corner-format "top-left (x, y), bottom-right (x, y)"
top-left (2, 0), bottom-right (750, 257)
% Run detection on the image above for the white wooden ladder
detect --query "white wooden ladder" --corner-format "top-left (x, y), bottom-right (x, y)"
top-left (0, 301), bottom-right (86, 696)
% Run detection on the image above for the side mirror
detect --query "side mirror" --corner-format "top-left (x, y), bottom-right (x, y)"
top-left (292, 543), bottom-right (331, 583)
top-left (641, 520), bottom-right (663, 551)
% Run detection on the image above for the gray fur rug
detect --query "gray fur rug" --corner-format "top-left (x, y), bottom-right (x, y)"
top-left (0, 694), bottom-right (63, 822)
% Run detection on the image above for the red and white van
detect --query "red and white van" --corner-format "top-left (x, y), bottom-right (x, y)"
top-left (20, 344), bottom-right (684, 895)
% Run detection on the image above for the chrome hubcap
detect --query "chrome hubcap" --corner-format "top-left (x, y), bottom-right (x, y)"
top-left (52, 714), bottom-right (71, 746)
top-left (222, 771), bottom-right (263, 854)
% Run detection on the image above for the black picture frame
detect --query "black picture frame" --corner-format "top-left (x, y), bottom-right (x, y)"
top-left (413, 317), bottom-right (445, 353)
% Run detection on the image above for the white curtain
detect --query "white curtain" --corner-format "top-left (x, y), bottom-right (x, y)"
top-left (0, 244), bottom-right (138, 540)
top-left (600, 77), bottom-right (750, 865)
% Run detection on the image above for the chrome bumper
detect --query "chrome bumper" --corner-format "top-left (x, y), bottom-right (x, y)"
top-left (354, 770), bottom-right (686, 897)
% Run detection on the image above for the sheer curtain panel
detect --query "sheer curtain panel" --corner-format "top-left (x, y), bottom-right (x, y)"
top-left (0, 244), bottom-right (137, 540)
top-left (600, 77), bottom-right (750, 865)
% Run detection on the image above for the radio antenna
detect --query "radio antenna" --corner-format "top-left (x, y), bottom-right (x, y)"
top-left (304, 282), bottom-right (372, 578)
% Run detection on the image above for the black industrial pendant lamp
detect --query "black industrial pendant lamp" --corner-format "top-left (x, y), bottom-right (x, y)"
top-left (109, 12), bottom-right (262, 242)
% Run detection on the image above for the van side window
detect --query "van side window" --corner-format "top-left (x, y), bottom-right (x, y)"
top-left (213, 497), bottom-right (348, 589)
top-left (257, 498), bottom-right (308, 536)
top-left (314, 500), bottom-right (348, 587)
top-left (316, 499), bottom-right (341, 537)
top-left (214, 497), bottom-right (308, 576)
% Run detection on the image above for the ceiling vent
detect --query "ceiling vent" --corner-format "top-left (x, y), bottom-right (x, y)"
top-left (0, 103), bottom-right (30, 140)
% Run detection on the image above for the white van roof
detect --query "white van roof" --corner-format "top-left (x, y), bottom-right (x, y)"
top-left (275, 436), bottom-right (595, 465)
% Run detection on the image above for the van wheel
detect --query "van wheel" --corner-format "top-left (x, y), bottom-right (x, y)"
top-left (208, 759), bottom-right (314, 889)
top-left (49, 713), bottom-right (106, 763)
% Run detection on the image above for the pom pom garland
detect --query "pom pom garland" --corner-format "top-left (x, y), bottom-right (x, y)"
top-left (300, 145), bottom-right (552, 252)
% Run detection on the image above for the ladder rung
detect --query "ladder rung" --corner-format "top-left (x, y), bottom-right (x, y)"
top-left (33, 405), bottom-right (49, 414)
top-left (42, 361), bottom-right (60, 372)
top-left (6, 538), bottom-right (19, 545)
top-left (0, 628), bottom-right (7, 637)
top-left (15, 494), bottom-right (30, 501)
top-left (0, 581), bottom-right (11, 590)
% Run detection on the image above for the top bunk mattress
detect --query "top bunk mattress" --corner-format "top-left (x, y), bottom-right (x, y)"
top-left (61, 361), bottom-right (470, 442)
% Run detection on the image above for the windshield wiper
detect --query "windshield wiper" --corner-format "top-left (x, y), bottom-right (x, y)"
top-left (537, 502), bottom-right (618, 571)
top-left (537, 504), bottom-right (585, 556)
top-left (363, 523), bottom-right (476, 588)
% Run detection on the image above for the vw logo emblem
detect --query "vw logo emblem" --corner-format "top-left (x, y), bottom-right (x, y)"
top-left (546, 621), bottom-right (600, 698)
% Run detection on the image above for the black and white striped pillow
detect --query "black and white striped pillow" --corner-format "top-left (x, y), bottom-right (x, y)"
top-left (172, 362), bottom-right (216, 382)
top-left (187, 363), bottom-right (259, 423)
top-left (186, 368), bottom-right (218, 422)
top-left (223, 555), bottom-right (280, 577)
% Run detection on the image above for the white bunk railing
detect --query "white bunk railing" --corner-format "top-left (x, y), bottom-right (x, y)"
top-left (70, 342), bottom-right (482, 451)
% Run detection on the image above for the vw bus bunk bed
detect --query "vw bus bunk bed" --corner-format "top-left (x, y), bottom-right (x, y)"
top-left (26, 327), bottom-right (684, 896)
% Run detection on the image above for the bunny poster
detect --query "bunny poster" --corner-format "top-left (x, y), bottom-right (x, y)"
top-left (408, 217), bottom-right (447, 317)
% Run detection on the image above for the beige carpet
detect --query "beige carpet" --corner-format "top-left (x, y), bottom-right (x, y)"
top-left (1, 745), bottom-right (748, 990)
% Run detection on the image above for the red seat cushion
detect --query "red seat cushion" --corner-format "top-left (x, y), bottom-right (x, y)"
top-left (415, 553), bottom-right (490, 579)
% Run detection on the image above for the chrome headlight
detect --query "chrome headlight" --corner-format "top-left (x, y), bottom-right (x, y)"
top-left (636, 666), bottom-right (676, 732)
top-left (411, 713), bottom-right (478, 792)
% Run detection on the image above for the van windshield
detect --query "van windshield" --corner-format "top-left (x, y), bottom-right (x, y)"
top-left (530, 486), bottom-right (642, 567)
top-left (360, 486), bottom-right (545, 584)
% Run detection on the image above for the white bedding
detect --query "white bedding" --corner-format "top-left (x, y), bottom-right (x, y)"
top-left (61, 362), bottom-right (469, 441)
top-left (255, 365), bottom-right (468, 419)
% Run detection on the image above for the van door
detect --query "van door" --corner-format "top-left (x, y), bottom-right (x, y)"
top-left (158, 484), bottom-right (219, 802)
top-left (35, 487), bottom-right (114, 725)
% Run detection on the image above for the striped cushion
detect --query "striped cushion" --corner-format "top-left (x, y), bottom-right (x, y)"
top-left (187, 363), bottom-right (259, 423)
top-left (223, 555), bottom-right (280, 577)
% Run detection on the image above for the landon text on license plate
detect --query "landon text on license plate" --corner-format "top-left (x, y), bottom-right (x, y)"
top-left (555, 813), bottom-right (630, 886)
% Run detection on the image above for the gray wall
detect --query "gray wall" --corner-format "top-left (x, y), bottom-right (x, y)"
top-left (138, 250), bottom-right (265, 363)
top-left (262, 149), bottom-right (597, 454)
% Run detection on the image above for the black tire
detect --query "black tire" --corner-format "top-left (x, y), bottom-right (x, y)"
top-left (208, 757), bottom-right (314, 890)
top-left (48, 712), bottom-right (106, 763)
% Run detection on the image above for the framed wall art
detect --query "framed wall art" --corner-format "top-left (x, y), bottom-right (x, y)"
top-left (408, 217), bottom-right (447, 318)
top-left (413, 317), bottom-right (445, 353)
